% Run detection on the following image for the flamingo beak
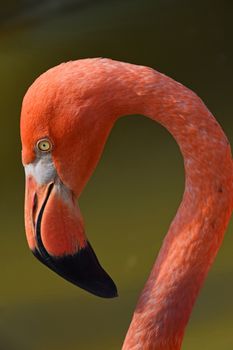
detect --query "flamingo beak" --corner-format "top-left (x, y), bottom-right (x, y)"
top-left (24, 165), bottom-right (117, 298)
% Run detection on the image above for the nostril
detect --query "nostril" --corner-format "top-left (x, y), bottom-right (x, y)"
top-left (32, 192), bottom-right (38, 228)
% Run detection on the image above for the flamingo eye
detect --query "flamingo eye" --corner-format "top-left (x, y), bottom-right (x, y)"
top-left (37, 139), bottom-right (52, 152)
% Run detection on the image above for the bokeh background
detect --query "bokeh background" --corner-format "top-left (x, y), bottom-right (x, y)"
top-left (1, 0), bottom-right (233, 349)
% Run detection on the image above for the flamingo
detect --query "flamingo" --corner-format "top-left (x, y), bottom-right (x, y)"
top-left (20, 58), bottom-right (233, 350)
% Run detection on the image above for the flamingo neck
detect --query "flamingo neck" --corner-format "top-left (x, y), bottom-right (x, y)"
top-left (98, 62), bottom-right (233, 350)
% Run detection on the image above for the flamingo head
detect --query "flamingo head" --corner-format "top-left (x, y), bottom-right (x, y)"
top-left (20, 60), bottom-right (118, 298)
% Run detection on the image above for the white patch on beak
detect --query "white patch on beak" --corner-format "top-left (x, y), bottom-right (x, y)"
top-left (24, 153), bottom-right (74, 206)
top-left (24, 154), bottom-right (56, 185)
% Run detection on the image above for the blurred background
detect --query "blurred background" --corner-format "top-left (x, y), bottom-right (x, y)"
top-left (1, 0), bottom-right (233, 349)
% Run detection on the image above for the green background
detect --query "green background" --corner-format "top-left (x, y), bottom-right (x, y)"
top-left (1, 0), bottom-right (233, 349)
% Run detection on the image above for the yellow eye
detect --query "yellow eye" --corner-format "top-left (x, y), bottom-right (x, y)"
top-left (37, 139), bottom-right (52, 152)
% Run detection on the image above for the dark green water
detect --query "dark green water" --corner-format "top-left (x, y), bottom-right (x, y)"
top-left (1, 1), bottom-right (233, 349)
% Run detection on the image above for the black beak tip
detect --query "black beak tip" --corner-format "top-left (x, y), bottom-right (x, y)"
top-left (32, 241), bottom-right (118, 299)
top-left (86, 273), bottom-right (118, 299)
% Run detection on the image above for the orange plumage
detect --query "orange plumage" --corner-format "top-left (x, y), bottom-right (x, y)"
top-left (20, 58), bottom-right (233, 349)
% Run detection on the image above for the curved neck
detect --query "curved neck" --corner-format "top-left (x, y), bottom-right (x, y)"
top-left (95, 62), bottom-right (233, 349)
